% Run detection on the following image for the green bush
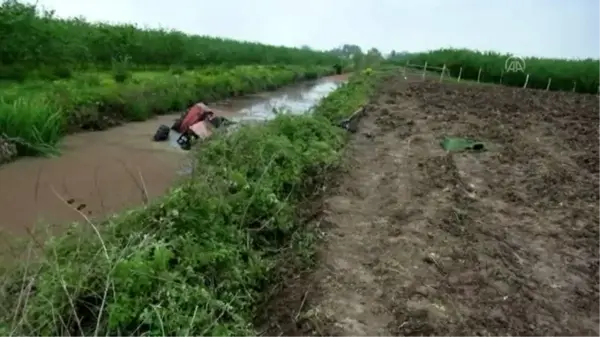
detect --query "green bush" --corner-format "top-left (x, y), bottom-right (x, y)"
top-left (402, 48), bottom-right (599, 93)
top-left (0, 71), bottom-right (377, 336)
top-left (0, 65), bottom-right (335, 158)
top-left (0, 0), bottom-right (341, 81)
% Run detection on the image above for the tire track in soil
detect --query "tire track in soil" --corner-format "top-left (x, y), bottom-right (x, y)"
top-left (264, 75), bottom-right (599, 336)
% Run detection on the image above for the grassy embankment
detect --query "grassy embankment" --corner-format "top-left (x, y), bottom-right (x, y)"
top-left (0, 69), bottom-right (377, 335)
top-left (0, 1), bottom-right (343, 159)
top-left (390, 48), bottom-right (599, 94)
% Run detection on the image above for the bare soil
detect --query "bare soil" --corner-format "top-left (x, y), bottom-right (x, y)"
top-left (266, 74), bottom-right (599, 336)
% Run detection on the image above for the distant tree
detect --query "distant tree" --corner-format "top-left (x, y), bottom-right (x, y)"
top-left (365, 48), bottom-right (384, 65)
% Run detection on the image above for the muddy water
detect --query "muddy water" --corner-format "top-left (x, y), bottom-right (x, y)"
top-left (0, 75), bottom-right (347, 234)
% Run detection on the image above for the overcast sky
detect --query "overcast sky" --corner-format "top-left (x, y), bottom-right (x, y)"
top-left (26, 0), bottom-right (600, 59)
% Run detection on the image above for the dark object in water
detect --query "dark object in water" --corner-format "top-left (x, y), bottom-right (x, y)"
top-left (153, 124), bottom-right (170, 142)
top-left (176, 130), bottom-right (198, 150)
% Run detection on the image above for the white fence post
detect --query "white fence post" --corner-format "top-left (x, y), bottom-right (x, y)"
top-left (523, 74), bottom-right (530, 88)
top-left (440, 64), bottom-right (446, 82)
top-left (477, 67), bottom-right (482, 83)
top-left (457, 67), bottom-right (463, 82)
top-left (499, 70), bottom-right (504, 84)
top-left (545, 78), bottom-right (552, 91)
top-left (572, 81), bottom-right (577, 92)
top-left (422, 62), bottom-right (428, 80)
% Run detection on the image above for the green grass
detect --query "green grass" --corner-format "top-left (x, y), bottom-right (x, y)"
top-left (0, 0), bottom-right (344, 81)
top-left (0, 65), bottom-right (336, 158)
top-left (390, 48), bottom-right (599, 93)
top-left (0, 71), bottom-right (377, 336)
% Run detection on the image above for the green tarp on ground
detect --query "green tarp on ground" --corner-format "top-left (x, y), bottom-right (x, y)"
top-left (440, 136), bottom-right (487, 152)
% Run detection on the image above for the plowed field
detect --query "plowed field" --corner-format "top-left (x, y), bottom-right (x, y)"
top-left (266, 74), bottom-right (599, 336)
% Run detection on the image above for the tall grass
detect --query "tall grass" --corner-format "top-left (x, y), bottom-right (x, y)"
top-left (395, 48), bottom-right (599, 94)
top-left (0, 97), bottom-right (65, 156)
top-left (0, 71), bottom-right (377, 336)
top-left (0, 0), bottom-right (342, 81)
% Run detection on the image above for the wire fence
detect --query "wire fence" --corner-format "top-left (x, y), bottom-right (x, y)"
top-left (399, 61), bottom-right (599, 94)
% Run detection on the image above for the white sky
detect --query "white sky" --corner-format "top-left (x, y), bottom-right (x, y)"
top-left (26, 0), bottom-right (600, 59)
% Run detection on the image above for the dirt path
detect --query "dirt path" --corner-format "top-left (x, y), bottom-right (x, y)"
top-left (0, 76), bottom-right (347, 236)
top-left (269, 75), bottom-right (599, 335)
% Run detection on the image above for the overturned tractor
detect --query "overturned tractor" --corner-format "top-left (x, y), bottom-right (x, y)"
top-left (153, 102), bottom-right (234, 150)
top-left (153, 100), bottom-right (361, 151)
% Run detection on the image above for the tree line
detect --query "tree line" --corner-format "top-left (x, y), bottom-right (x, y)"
top-left (0, 0), bottom-right (343, 81)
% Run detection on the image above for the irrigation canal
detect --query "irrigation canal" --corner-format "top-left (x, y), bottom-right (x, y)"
top-left (0, 74), bottom-right (348, 235)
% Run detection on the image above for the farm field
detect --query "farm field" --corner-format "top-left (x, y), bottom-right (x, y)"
top-left (264, 73), bottom-right (599, 336)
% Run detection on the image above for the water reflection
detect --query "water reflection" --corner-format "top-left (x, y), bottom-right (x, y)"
top-left (232, 81), bottom-right (341, 122)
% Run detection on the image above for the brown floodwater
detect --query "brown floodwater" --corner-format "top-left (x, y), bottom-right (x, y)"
top-left (0, 75), bottom-right (348, 236)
